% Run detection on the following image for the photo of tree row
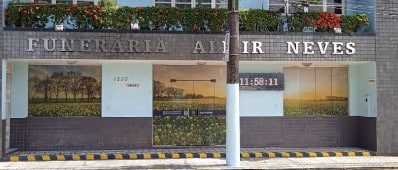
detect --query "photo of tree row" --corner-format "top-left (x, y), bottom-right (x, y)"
top-left (28, 65), bottom-right (101, 117)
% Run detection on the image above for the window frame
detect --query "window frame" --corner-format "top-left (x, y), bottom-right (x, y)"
top-left (154, 0), bottom-right (227, 8)
top-left (268, 0), bottom-right (344, 15)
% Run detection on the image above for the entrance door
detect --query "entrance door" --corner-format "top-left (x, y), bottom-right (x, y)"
top-left (152, 65), bottom-right (226, 146)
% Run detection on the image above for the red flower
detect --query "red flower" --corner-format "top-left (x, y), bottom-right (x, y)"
top-left (313, 12), bottom-right (340, 31)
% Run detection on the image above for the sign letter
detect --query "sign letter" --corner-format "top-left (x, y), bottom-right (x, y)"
top-left (155, 40), bottom-right (167, 52)
top-left (252, 41), bottom-right (264, 54)
top-left (286, 42), bottom-right (299, 54)
top-left (303, 42), bottom-right (315, 54)
top-left (332, 42), bottom-right (344, 54)
top-left (317, 42), bottom-right (329, 54)
top-left (346, 42), bottom-right (356, 54)
top-left (192, 41), bottom-right (207, 53)
top-left (43, 38), bottom-right (56, 51)
top-left (28, 38), bottom-right (39, 52)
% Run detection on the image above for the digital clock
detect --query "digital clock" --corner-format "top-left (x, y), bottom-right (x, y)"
top-left (239, 73), bottom-right (284, 90)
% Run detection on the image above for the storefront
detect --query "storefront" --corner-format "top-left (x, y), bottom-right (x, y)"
top-left (0, 31), bottom-right (378, 151)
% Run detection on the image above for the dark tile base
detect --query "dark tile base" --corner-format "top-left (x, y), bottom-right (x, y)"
top-left (9, 116), bottom-right (376, 151)
top-left (241, 116), bottom-right (376, 151)
top-left (10, 117), bottom-right (152, 151)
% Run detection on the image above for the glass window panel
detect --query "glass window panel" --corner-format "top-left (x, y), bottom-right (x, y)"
top-left (56, 0), bottom-right (73, 4)
top-left (176, 0), bottom-right (191, 2)
top-left (200, 0), bottom-right (211, 3)
top-left (288, 4), bottom-right (303, 13)
top-left (309, 0), bottom-right (322, 5)
top-left (155, 3), bottom-right (172, 7)
top-left (215, 4), bottom-right (227, 8)
top-left (196, 3), bottom-right (211, 8)
top-left (175, 4), bottom-right (192, 8)
top-left (328, 0), bottom-right (342, 4)
top-left (269, 5), bottom-right (285, 13)
top-left (78, 0), bottom-right (94, 3)
top-left (216, 0), bottom-right (226, 3)
top-left (156, 0), bottom-right (171, 2)
top-left (34, 0), bottom-right (51, 3)
top-left (308, 6), bottom-right (323, 12)
top-left (328, 6), bottom-right (342, 14)
top-left (269, 0), bottom-right (284, 4)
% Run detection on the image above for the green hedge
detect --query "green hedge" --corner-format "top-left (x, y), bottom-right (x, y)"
top-left (240, 9), bottom-right (279, 31)
top-left (5, 3), bottom-right (369, 33)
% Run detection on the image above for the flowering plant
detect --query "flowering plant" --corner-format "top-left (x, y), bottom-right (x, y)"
top-left (68, 4), bottom-right (104, 29)
top-left (356, 13), bottom-right (369, 25)
top-left (312, 12), bottom-right (340, 32)
top-left (5, 3), bottom-right (51, 27)
top-left (340, 13), bottom-right (369, 34)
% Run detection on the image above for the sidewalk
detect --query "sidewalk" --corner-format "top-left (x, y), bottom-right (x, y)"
top-left (2, 147), bottom-right (396, 169)
top-left (1, 157), bottom-right (398, 169)
top-left (3, 147), bottom-right (376, 161)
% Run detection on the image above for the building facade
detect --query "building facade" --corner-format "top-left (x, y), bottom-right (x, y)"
top-left (0, 0), bottom-right (397, 158)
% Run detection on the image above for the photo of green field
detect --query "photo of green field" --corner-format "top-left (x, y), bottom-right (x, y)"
top-left (28, 65), bottom-right (101, 117)
top-left (284, 100), bottom-right (348, 116)
top-left (153, 115), bottom-right (226, 145)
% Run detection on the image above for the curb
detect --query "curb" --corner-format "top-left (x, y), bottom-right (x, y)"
top-left (5, 151), bottom-right (377, 161)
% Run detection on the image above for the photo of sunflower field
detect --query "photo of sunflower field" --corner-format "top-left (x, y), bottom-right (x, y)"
top-left (284, 67), bottom-right (348, 116)
top-left (28, 65), bottom-right (101, 117)
top-left (153, 65), bottom-right (227, 146)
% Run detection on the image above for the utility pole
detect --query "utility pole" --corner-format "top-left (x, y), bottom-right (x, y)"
top-left (226, 0), bottom-right (240, 167)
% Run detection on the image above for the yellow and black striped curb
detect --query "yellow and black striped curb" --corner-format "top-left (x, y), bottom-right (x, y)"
top-left (5, 151), bottom-right (377, 161)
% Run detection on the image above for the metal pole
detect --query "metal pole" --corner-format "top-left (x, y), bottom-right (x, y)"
top-left (226, 0), bottom-right (240, 167)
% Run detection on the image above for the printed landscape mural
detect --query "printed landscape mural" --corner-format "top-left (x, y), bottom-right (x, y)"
top-left (153, 65), bottom-right (227, 146)
top-left (284, 67), bottom-right (348, 116)
top-left (28, 65), bottom-right (101, 117)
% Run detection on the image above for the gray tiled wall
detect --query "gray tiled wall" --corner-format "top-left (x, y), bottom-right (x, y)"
top-left (1, 31), bottom-right (376, 62)
top-left (376, 0), bottom-right (398, 156)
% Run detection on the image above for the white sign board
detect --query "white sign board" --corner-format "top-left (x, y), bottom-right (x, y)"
top-left (224, 30), bottom-right (230, 61)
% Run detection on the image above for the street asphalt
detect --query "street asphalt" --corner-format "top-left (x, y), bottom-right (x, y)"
top-left (1, 156), bottom-right (398, 169)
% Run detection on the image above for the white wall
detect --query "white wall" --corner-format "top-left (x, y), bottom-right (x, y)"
top-left (239, 63), bottom-right (284, 117)
top-left (11, 61), bottom-right (28, 118)
top-left (102, 63), bottom-right (152, 117)
top-left (349, 62), bottom-right (377, 117)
